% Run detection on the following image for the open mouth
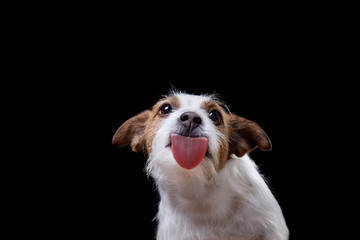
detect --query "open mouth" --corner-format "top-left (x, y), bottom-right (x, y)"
top-left (169, 133), bottom-right (208, 170)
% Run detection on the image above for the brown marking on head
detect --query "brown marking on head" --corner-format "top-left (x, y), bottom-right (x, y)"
top-left (112, 110), bottom-right (150, 152)
top-left (112, 95), bottom-right (180, 154)
top-left (201, 100), bottom-right (232, 171)
top-left (201, 99), bottom-right (272, 171)
top-left (228, 114), bottom-right (272, 157)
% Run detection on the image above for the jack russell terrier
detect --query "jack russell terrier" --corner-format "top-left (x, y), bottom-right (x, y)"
top-left (112, 92), bottom-right (289, 240)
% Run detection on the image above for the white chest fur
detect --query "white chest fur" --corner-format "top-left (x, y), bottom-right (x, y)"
top-left (154, 155), bottom-right (289, 240)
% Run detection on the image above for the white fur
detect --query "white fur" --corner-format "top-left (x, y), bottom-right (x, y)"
top-left (145, 93), bottom-right (289, 240)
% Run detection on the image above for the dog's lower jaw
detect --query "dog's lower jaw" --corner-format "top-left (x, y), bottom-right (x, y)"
top-left (151, 155), bottom-right (289, 240)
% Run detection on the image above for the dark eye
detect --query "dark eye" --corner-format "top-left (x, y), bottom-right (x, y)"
top-left (209, 109), bottom-right (222, 124)
top-left (159, 104), bottom-right (173, 116)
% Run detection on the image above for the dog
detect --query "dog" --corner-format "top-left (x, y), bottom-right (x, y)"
top-left (112, 92), bottom-right (289, 240)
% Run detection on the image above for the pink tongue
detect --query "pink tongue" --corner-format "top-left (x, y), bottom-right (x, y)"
top-left (171, 134), bottom-right (208, 169)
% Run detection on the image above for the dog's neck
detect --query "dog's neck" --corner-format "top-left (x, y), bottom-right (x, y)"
top-left (154, 157), bottom-right (242, 222)
top-left (152, 154), bottom-right (289, 240)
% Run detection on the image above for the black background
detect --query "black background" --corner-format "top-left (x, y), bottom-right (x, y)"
top-left (21, 6), bottom-right (355, 239)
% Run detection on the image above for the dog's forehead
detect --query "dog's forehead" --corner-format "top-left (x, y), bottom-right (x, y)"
top-left (175, 93), bottom-right (213, 109)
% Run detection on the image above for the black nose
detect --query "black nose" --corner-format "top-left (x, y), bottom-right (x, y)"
top-left (180, 111), bottom-right (202, 130)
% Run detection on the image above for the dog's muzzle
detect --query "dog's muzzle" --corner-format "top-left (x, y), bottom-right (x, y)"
top-left (177, 111), bottom-right (203, 137)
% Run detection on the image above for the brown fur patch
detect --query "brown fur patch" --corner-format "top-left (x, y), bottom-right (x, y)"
top-left (112, 96), bottom-right (180, 154)
top-left (201, 100), bottom-right (232, 172)
top-left (112, 110), bottom-right (151, 152)
top-left (140, 96), bottom-right (180, 154)
top-left (228, 114), bottom-right (272, 157)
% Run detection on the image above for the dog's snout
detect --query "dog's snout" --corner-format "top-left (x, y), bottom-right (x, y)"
top-left (180, 111), bottom-right (202, 129)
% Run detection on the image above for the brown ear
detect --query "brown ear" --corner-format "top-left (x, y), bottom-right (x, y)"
top-left (112, 110), bottom-right (150, 152)
top-left (229, 114), bottom-right (272, 157)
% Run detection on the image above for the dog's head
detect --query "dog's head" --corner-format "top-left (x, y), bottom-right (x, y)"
top-left (112, 92), bottom-right (271, 179)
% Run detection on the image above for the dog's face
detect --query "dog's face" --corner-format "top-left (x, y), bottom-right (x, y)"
top-left (113, 93), bottom-right (271, 177)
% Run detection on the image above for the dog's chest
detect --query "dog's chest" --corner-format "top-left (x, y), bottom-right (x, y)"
top-left (156, 187), bottom-right (261, 240)
top-left (156, 211), bottom-right (260, 240)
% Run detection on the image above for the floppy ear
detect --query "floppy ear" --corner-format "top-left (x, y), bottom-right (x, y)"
top-left (229, 114), bottom-right (272, 157)
top-left (112, 110), bottom-right (150, 152)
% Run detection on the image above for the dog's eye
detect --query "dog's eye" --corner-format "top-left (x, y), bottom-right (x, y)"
top-left (159, 104), bottom-right (173, 116)
top-left (209, 109), bottom-right (222, 124)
